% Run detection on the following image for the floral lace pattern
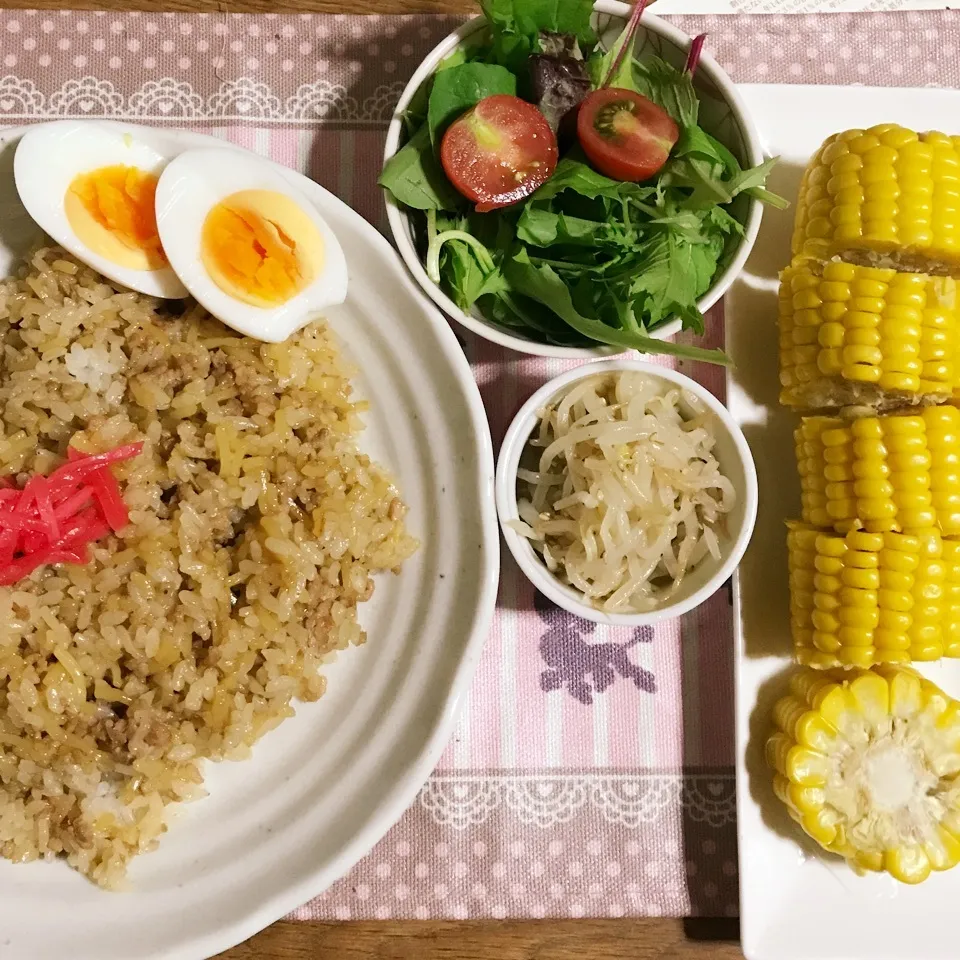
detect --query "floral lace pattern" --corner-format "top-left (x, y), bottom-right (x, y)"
top-left (0, 74), bottom-right (408, 123)
top-left (420, 774), bottom-right (736, 830)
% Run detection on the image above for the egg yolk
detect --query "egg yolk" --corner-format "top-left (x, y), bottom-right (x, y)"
top-left (200, 190), bottom-right (324, 308)
top-left (65, 165), bottom-right (166, 271)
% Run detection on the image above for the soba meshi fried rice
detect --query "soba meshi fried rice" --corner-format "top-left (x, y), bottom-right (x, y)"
top-left (0, 248), bottom-right (417, 887)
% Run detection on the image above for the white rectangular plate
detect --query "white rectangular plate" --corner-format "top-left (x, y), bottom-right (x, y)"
top-left (728, 84), bottom-right (960, 960)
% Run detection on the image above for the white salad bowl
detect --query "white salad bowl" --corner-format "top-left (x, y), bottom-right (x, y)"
top-left (495, 359), bottom-right (758, 625)
top-left (383, 0), bottom-right (766, 358)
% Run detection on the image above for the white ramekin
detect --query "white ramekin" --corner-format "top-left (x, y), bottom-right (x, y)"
top-left (383, 0), bottom-right (765, 358)
top-left (495, 359), bottom-right (759, 625)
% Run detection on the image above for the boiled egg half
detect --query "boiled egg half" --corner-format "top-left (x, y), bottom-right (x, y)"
top-left (13, 120), bottom-right (187, 298)
top-left (156, 148), bottom-right (347, 342)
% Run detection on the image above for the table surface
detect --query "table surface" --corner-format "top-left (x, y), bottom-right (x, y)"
top-left (215, 918), bottom-right (745, 959)
top-left (0, 0), bottom-right (737, 956)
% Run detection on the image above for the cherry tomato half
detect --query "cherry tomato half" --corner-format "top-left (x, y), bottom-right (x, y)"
top-left (440, 94), bottom-right (558, 213)
top-left (577, 88), bottom-right (679, 183)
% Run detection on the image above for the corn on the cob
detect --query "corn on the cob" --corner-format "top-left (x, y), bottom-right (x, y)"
top-left (786, 523), bottom-right (960, 668)
top-left (767, 665), bottom-right (960, 884)
top-left (779, 259), bottom-right (960, 410)
top-left (792, 125), bottom-right (960, 274)
top-left (795, 406), bottom-right (960, 536)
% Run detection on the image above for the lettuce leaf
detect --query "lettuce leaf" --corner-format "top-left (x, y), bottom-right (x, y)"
top-left (426, 62), bottom-right (517, 143)
top-left (480, 0), bottom-right (595, 71)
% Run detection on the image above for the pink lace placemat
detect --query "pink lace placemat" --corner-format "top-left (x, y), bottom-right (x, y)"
top-left (0, 7), bottom-right (956, 922)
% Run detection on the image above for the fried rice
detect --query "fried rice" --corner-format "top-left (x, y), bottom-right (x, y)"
top-left (0, 248), bottom-right (417, 887)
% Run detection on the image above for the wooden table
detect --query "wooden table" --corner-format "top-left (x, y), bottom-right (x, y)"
top-left (0, 0), bottom-right (743, 955)
top-left (217, 918), bottom-right (744, 959)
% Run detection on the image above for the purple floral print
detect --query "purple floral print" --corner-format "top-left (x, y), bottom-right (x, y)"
top-left (535, 591), bottom-right (656, 705)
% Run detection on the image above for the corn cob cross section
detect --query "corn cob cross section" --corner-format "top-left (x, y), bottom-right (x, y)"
top-left (795, 406), bottom-right (960, 536)
top-left (787, 523), bottom-right (960, 668)
top-left (792, 125), bottom-right (960, 274)
top-left (767, 666), bottom-right (960, 884)
top-left (779, 259), bottom-right (960, 410)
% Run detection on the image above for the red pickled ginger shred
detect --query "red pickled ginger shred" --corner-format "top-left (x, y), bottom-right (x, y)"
top-left (0, 440), bottom-right (142, 586)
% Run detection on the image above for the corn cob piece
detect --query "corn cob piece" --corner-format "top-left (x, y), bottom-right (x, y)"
top-left (792, 125), bottom-right (960, 274)
top-left (786, 523), bottom-right (958, 668)
top-left (795, 406), bottom-right (960, 535)
top-left (767, 665), bottom-right (960, 884)
top-left (779, 259), bottom-right (960, 410)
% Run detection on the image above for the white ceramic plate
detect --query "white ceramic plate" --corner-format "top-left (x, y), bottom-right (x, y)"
top-left (0, 121), bottom-right (499, 960)
top-left (728, 85), bottom-right (960, 960)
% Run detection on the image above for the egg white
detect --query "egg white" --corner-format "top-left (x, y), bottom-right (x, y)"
top-left (155, 148), bottom-right (348, 343)
top-left (13, 120), bottom-right (188, 299)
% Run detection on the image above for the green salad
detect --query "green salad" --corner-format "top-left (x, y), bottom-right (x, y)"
top-left (380, 0), bottom-right (787, 364)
